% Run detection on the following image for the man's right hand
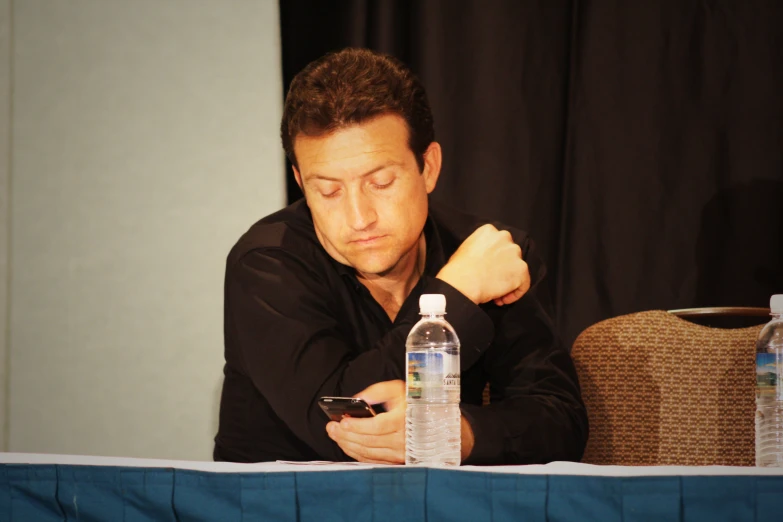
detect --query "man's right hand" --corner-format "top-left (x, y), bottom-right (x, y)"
top-left (436, 224), bottom-right (530, 306)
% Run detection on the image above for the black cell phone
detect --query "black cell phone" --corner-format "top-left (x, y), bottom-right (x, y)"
top-left (318, 397), bottom-right (377, 422)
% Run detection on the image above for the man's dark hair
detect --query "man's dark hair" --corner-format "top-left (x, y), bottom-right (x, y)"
top-left (281, 48), bottom-right (435, 172)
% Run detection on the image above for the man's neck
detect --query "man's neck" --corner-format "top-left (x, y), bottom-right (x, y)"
top-left (356, 234), bottom-right (426, 322)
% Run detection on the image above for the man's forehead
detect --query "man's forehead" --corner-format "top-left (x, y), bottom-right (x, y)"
top-left (298, 146), bottom-right (396, 179)
top-left (305, 161), bottom-right (404, 184)
top-left (295, 118), bottom-right (412, 178)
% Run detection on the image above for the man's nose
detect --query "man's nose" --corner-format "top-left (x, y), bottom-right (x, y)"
top-left (345, 190), bottom-right (377, 231)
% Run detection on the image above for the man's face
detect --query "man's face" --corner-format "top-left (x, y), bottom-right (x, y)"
top-left (293, 114), bottom-right (440, 277)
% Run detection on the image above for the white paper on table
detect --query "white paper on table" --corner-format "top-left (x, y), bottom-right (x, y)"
top-left (0, 452), bottom-right (384, 473)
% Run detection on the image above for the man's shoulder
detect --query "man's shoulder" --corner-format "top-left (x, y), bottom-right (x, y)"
top-left (227, 198), bottom-right (322, 267)
top-left (429, 201), bottom-right (530, 245)
top-left (430, 201), bottom-right (545, 289)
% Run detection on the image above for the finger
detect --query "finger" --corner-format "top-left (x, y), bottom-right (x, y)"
top-left (500, 293), bottom-right (520, 305)
top-left (496, 286), bottom-right (527, 306)
top-left (339, 440), bottom-right (404, 464)
top-left (520, 260), bottom-right (530, 284)
top-left (340, 409), bottom-right (404, 436)
top-left (326, 420), bottom-right (344, 442)
top-left (332, 427), bottom-right (402, 451)
top-left (507, 286), bottom-right (527, 303)
top-left (327, 419), bottom-right (378, 444)
top-left (355, 380), bottom-right (405, 408)
top-left (342, 450), bottom-right (397, 465)
top-left (335, 436), bottom-right (405, 464)
top-left (477, 223), bottom-right (497, 234)
top-left (328, 422), bottom-right (405, 456)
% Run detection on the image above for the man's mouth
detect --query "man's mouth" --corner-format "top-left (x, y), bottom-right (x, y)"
top-left (351, 235), bottom-right (385, 245)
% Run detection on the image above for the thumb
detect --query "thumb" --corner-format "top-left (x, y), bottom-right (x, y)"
top-left (355, 380), bottom-right (406, 409)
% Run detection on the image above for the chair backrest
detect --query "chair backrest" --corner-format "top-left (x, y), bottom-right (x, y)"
top-left (571, 310), bottom-right (765, 466)
top-left (669, 306), bottom-right (770, 329)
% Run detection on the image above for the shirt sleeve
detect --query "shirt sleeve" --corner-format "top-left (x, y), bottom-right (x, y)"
top-left (459, 238), bottom-right (589, 465)
top-left (225, 247), bottom-right (493, 461)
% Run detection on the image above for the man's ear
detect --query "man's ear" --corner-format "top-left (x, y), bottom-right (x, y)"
top-left (422, 142), bottom-right (442, 194)
top-left (293, 166), bottom-right (304, 194)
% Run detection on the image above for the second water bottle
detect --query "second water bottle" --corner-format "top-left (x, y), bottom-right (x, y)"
top-left (756, 294), bottom-right (783, 467)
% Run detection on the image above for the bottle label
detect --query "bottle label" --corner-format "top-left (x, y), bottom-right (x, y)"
top-left (757, 353), bottom-right (781, 398)
top-left (407, 351), bottom-right (460, 399)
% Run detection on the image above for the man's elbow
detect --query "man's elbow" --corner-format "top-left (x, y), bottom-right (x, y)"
top-left (556, 402), bottom-right (589, 463)
top-left (510, 403), bottom-right (589, 465)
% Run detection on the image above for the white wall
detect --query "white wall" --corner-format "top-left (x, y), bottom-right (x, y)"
top-left (0, 0), bottom-right (10, 452)
top-left (5, 0), bottom-right (284, 460)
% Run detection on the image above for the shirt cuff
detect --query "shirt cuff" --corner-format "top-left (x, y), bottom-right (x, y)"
top-left (460, 402), bottom-right (500, 465)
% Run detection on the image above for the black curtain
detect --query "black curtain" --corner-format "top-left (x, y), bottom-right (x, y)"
top-left (279, 0), bottom-right (783, 349)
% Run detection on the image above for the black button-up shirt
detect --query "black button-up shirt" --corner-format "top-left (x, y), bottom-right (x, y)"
top-left (214, 199), bottom-right (587, 464)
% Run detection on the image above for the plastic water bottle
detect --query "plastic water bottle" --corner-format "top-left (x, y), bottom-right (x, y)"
top-left (756, 294), bottom-right (783, 467)
top-left (405, 294), bottom-right (461, 466)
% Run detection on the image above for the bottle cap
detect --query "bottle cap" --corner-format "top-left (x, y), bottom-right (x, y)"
top-left (419, 294), bottom-right (446, 314)
top-left (771, 295), bottom-right (783, 314)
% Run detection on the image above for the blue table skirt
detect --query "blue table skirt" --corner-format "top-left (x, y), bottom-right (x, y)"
top-left (1, 464), bottom-right (781, 521)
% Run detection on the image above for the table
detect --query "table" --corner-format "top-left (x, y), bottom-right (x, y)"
top-left (1, 453), bottom-right (782, 521)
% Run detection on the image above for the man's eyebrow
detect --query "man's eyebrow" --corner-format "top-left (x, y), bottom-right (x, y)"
top-left (306, 162), bottom-right (402, 182)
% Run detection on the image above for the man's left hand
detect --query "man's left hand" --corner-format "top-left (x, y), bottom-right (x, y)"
top-left (326, 380), bottom-right (406, 464)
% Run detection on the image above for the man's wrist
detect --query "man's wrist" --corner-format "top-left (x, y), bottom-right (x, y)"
top-left (436, 265), bottom-right (480, 304)
top-left (460, 414), bottom-right (475, 462)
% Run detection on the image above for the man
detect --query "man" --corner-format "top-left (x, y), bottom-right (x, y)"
top-left (214, 48), bottom-right (587, 464)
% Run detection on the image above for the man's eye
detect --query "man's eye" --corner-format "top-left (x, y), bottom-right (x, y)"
top-left (373, 180), bottom-right (394, 190)
top-left (321, 190), bottom-right (340, 199)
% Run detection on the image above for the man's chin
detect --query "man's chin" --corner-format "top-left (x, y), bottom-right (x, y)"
top-left (346, 255), bottom-right (398, 277)
top-left (352, 262), bottom-right (395, 277)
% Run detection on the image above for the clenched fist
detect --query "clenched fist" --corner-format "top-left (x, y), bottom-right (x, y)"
top-left (436, 224), bottom-right (530, 306)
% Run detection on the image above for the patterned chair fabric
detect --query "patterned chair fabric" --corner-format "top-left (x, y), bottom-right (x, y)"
top-left (571, 310), bottom-right (763, 466)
